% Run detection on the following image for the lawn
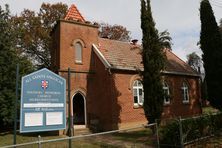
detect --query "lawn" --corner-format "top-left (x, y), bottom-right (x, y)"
top-left (186, 134), bottom-right (222, 147)
top-left (112, 129), bottom-right (154, 145)
top-left (202, 106), bottom-right (219, 114)
top-left (0, 131), bottom-right (114, 148)
top-left (0, 128), bottom-right (154, 148)
top-left (0, 131), bottom-right (66, 147)
top-left (1, 107), bottom-right (221, 148)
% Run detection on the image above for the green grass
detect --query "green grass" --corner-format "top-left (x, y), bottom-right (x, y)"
top-left (112, 128), bottom-right (154, 145)
top-left (0, 131), bottom-right (117, 148)
top-left (202, 106), bottom-right (219, 114)
top-left (0, 131), bottom-right (65, 147)
top-left (186, 135), bottom-right (222, 147)
top-left (0, 129), bottom-right (151, 147)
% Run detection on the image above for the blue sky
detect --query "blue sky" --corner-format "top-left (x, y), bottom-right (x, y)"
top-left (1, 0), bottom-right (222, 61)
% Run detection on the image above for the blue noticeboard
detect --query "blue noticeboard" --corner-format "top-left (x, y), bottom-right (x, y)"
top-left (20, 68), bottom-right (66, 133)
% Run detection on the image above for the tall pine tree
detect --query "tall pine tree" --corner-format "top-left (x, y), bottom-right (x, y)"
top-left (200, 0), bottom-right (222, 110)
top-left (219, 19), bottom-right (222, 35)
top-left (141, 0), bottom-right (171, 124)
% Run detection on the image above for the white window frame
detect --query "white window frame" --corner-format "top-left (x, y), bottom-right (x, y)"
top-left (133, 80), bottom-right (144, 106)
top-left (182, 82), bottom-right (189, 103)
top-left (163, 81), bottom-right (170, 105)
top-left (75, 42), bottom-right (83, 63)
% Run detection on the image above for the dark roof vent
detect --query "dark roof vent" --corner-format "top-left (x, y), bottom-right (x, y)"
top-left (101, 36), bottom-right (109, 39)
top-left (131, 39), bottom-right (138, 45)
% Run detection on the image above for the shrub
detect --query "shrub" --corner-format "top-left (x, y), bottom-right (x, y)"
top-left (159, 112), bottom-right (222, 146)
top-left (210, 112), bottom-right (222, 134)
top-left (159, 120), bottom-right (180, 147)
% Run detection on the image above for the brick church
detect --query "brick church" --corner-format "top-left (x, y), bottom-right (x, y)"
top-left (51, 5), bottom-right (202, 131)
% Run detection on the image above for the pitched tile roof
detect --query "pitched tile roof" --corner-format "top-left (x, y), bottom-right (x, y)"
top-left (95, 38), bottom-right (199, 76)
top-left (96, 38), bottom-right (143, 71)
top-left (64, 4), bottom-right (85, 22)
top-left (164, 48), bottom-right (198, 76)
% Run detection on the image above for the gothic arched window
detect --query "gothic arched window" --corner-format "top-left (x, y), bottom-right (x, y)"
top-left (133, 80), bottom-right (144, 106)
top-left (163, 81), bottom-right (170, 104)
top-left (75, 42), bottom-right (83, 63)
top-left (182, 82), bottom-right (189, 103)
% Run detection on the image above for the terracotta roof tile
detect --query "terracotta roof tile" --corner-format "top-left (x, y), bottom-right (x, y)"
top-left (164, 49), bottom-right (198, 75)
top-left (64, 4), bottom-right (85, 22)
top-left (96, 38), bottom-right (199, 76)
top-left (97, 38), bottom-right (143, 71)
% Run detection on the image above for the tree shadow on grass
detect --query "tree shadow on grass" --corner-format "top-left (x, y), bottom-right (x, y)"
top-left (17, 131), bottom-right (61, 137)
top-left (112, 129), bottom-right (154, 145)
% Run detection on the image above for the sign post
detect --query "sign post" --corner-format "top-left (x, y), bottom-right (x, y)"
top-left (14, 64), bottom-right (19, 145)
top-left (67, 68), bottom-right (73, 148)
top-left (20, 68), bottom-right (66, 133)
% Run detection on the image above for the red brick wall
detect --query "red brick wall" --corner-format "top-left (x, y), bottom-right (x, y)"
top-left (89, 60), bottom-right (202, 130)
top-left (87, 55), bottom-right (146, 130)
top-left (112, 71), bottom-right (147, 128)
top-left (51, 20), bottom-right (202, 131)
top-left (59, 20), bottom-right (98, 71)
top-left (162, 75), bottom-right (202, 118)
top-left (51, 20), bottom-right (100, 127)
top-left (103, 70), bottom-right (202, 128)
top-left (87, 53), bottom-right (114, 130)
top-left (57, 21), bottom-right (98, 116)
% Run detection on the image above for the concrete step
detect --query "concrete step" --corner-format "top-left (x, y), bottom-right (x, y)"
top-left (73, 125), bottom-right (91, 136)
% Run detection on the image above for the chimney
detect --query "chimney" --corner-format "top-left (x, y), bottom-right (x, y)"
top-left (131, 39), bottom-right (138, 45)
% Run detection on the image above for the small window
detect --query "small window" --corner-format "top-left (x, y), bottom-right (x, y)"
top-left (75, 42), bottom-right (82, 63)
top-left (163, 81), bottom-right (170, 105)
top-left (133, 80), bottom-right (144, 106)
top-left (181, 82), bottom-right (189, 103)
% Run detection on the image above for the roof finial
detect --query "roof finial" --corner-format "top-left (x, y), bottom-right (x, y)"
top-left (64, 4), bottom-right (85, 22)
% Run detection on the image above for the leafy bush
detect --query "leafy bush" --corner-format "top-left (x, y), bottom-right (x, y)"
top-left (181, 115), bottom-right (211, 143)
top-left (159, 120), bottom-right (180, 147)
top-left (159, 112), bottom-right (222, 147)
top-left (210, 113), bottom-right (222, 134)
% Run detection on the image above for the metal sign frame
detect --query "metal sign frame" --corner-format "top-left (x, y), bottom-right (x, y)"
top-left (20, 68), bottom-right (66, 133)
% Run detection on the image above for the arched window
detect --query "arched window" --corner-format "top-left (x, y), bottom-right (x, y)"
top-left (163, 81), bottom-right (170, 104)
top-left (181, 82), bottom-right (189, 103)
top-left (75, 42), bottom-right (82, 63)
top-left (133, 80), bottom-right (144, 106)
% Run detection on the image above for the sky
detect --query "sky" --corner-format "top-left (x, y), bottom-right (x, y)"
top-left (1, 0), bottom-right (222, 61)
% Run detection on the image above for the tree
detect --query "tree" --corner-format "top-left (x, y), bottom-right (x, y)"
top-left (0, 5), bottom-right (33, 127)
top-left (186, 52), bottom-right (209, 102)
top-left (186, 52), bottom-right (202, 72)
top-left (11, 3), bottom-right (68, 68)
top-left (219, 19), bottom-right (222, 34)
top-left (140, 0), bottom-right (171, 124)
top-left (98, 23), bottom-right (131, 42)
top-left (200, 0), bottom-right (222, 110)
